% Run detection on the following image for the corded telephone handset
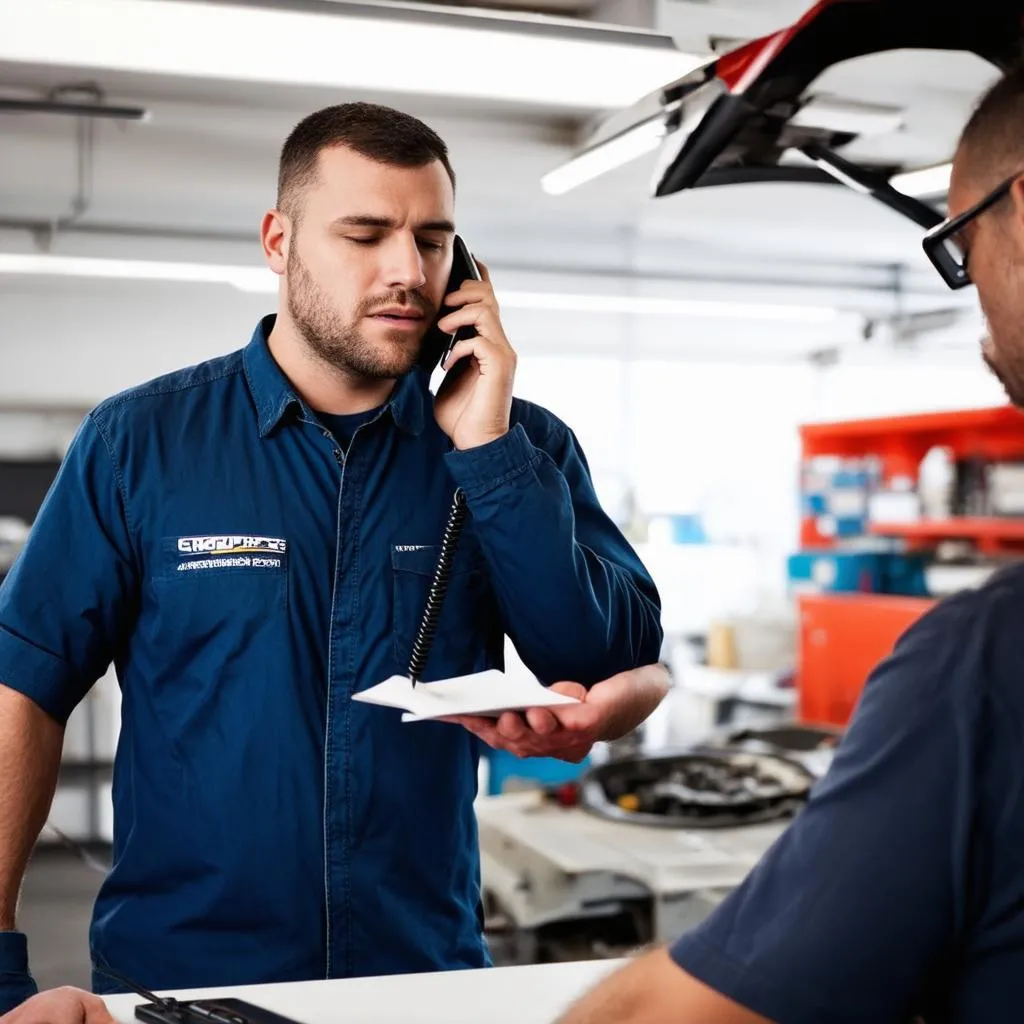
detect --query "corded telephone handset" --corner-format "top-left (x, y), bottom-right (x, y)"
top-left (417, 233), bottom-right (483, 376)
top-left (353, 238), bottom-right (584, 714)
top-left (407, 233), bottom-right (482, 685)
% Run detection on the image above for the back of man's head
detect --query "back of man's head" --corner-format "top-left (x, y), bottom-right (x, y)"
top-left (956, 63), bottom-right (1024, 191)
top-left (276, 102), bottom-right (455, 221)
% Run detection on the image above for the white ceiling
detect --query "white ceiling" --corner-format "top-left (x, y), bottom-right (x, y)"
top-left (0, 0), bottom-right (1003, 366)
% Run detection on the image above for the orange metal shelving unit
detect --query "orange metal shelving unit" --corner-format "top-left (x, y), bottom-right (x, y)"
top-left (796, 405), bottom-right (1024, 727)
top-left (868, 518), bottom-right (1024, 554)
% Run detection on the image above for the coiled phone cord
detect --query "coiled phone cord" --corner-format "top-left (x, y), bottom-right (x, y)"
top-left (408, 488), bottom-right (468, 685)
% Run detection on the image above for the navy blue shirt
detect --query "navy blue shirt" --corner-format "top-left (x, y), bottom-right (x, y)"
top-left (0, 316), bottom-right (662, 1009)
top-left (671, 565), bottom-right (1024, 1023)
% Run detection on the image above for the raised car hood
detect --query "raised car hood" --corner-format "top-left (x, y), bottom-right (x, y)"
top-left (644, 0), bottom-right (1024, 200)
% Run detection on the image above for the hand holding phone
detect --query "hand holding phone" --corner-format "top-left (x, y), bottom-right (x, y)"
top-left (430, 237), bottom-right (517, 451)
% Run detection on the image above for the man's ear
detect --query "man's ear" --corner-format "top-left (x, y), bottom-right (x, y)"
top-left (1008, 176), bottom-right (1024, 241)
top-left (261, 209), bottom-right (290, 276)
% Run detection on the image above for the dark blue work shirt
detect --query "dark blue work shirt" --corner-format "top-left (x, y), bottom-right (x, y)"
top-left (0, 315), bottom-right (662, 1008)
top-left (671, 564), bottom-right (1024, 1023)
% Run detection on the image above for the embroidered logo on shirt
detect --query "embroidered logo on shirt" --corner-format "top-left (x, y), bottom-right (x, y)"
top-left (173, 535), bottom-right (287, 573)
top-left (394, 544), bottom-right (430, 553)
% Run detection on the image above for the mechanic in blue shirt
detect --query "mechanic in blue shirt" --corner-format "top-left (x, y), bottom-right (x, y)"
top-left (559, 64), bottom-right (1024, 1024)
top-left (0, 102), bottom-right (668, 1022)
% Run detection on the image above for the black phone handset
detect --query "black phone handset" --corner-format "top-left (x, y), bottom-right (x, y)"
top-left (409, 234), bottom-right (482, 687)
top-left (417, 233), bottom-right (483, 375)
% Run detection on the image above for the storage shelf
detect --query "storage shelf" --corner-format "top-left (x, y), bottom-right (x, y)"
top-left (870, 517), bottom-right (1024, 553)
top-left (801, 404), bottom-right (1024, 483)
top-left (801, 405), bottom-right (1024, 455)
top-left (796, 404), bottom-right (1024, 726)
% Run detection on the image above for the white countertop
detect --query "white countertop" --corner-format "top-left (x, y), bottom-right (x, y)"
top-left (102, 960), bottom-right (624, 1024)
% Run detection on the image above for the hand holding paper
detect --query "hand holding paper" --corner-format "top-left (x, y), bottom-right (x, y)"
top-left (444, 665), bottom-right (672, 763)
top-left (351, 669), bottom-right (581, 722)
top-left (443, 681), bottom-right (599, 763)
top-left (352, 664), bottom-right (670, 765)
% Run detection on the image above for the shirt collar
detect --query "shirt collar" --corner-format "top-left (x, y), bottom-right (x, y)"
top-left (243, 314), bottom-right (428, 439)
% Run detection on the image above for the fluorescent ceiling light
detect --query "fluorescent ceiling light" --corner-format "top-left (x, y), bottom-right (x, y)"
top-left (0, 252), bottom-right (839, 323)
top-left (3, 0), bottom-right (704, 111)
top-left (890, 162), bottom-right (952, 198)
top-left (790, 97), bottom-right (904, 137)
top-left (541, 119), bottom-right (665, 195)
top-left (499, 291), bottom-right (838, 323)
top-left (0, 252), bottom-right (276, 292)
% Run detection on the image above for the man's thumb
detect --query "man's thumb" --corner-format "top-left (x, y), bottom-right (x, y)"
top-left (549, 682), bottom-right (588, 702)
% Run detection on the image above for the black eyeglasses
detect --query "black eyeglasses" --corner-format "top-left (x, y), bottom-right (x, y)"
top-left (923, 174), bottom-right (1021, 290)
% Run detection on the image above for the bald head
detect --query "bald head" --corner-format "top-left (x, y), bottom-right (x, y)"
top-left (946, 64), bottom-right (1024, 411)
top-left (955, 63), bottom-right (1024, 193)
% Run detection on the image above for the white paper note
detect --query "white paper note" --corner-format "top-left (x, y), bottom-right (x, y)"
top-left (351, 669), bottom-right (580, 722)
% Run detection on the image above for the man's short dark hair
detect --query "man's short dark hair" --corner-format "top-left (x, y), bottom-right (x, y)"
top-left (958, 62), bottom-right (1024, 189)
top-left (277, 102), bottom-right (455, 218)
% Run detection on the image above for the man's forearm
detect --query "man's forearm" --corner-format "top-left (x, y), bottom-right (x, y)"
top-left (556, 947), bottom-right (773, 1024)
top-left (0, 685), bottom-right (63, 930)
top-left (445, 425), bottom-right (663, 686)
top-left (596, 664), bottom-right (670, 743)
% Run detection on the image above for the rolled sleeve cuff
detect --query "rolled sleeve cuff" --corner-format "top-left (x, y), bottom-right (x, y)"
top-left (444, 424), bottom-right (541, 498)
top-left (0, 932), bottom-right (38, 1016)
top-left (0, 626), bottom-right (79, 724)
top-left (669, 933), bottom-right (843, 1024)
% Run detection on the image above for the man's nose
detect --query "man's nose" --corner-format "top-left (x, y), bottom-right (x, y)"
top-left (383, 236), bottom-right (427, 291)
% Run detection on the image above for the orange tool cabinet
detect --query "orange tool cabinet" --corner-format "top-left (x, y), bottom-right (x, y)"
top-left (797, 592), bottom-right (935, 727)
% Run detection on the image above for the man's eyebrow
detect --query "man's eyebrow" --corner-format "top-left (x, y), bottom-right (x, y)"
top-left (331, 215), bottom-right (455, 233)
top-left (418, 219), bottom-right (456, 234)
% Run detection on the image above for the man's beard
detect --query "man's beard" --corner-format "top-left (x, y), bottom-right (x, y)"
top-left (286, 248), bottom-right (435, 381)
top-left (981, 285), bottom-right (1024, 408)
top-left (977, 246), bottom-right (1024, 407)
top-left (983, 347), bottom-right (1024, 408)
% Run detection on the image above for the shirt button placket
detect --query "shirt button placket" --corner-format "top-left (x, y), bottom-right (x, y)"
top-left (322, 425), bottom-right (346, 979)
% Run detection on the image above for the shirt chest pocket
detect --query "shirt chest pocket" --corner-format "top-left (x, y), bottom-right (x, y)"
top-left (152, 535), bottom-right (289, 631)
top-left (391, 543), bottom-right (498, 680)
top-left (144, 538), bottom-right (289, 745)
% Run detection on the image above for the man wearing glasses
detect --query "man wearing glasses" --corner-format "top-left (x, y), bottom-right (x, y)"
top-left (557, 64), bottom-right (1024, 1024)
